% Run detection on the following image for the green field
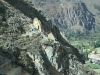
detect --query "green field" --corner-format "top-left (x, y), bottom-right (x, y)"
top-left (86, 63), bottom-right (100, 69)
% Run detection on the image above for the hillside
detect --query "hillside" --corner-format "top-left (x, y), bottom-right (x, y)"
top-left (83, 0), bottom-right (100, 33)
top-left (25, 0), bottom-right (96, 35)
top-left (0, 0), bottom-right (99, 75)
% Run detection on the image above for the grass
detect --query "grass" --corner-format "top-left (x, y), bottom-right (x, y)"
top-left (86, 63), bottom-right (100, 69)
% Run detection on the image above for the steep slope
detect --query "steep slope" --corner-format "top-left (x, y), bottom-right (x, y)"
top-left (0, 0), bottom-right (99, 75)
top-left (25, 0), bottom-right (95, 34)
top-left (83, 0), bottom-right (100, 33)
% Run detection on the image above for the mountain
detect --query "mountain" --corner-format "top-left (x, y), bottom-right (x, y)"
top-left (0, 0), bottom-right (99, 75)
top-left (25, 0), bottom-right (96, 34)
top-left (83, 0), bottom-right (100, 33)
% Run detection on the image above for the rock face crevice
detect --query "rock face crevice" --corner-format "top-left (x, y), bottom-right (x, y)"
top-left (0, 0), bottom-right (99, 75)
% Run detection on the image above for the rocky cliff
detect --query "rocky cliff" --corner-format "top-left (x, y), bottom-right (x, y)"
top-left (0, 0), bottom-right (99, 75)
top-left (25, 0), bottom-right (95, 33)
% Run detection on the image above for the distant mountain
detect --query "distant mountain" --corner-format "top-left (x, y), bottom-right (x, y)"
top-left (25, 0), bottom-right (96, 34)
top-left (83, 0), bottom-right (100, 33)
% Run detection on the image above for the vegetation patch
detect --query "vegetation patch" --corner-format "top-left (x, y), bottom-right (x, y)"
top-left (86, 63), bottom-right (100, 69)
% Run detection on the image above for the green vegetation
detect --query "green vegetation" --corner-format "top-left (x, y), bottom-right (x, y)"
top-left (86, 63), bottom-right (100, 69)
top-left (61, 28), bottom-right (100, 60)
top-left (70, 34), bottom-right (99, 60)
top-left (94, 39), bottom-right (100, 48)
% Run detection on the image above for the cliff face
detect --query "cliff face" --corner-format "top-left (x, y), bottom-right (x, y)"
top-left (0, 0), bottom-right (98, 75)
top-left (25, 0), bottom-right (95, 33)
